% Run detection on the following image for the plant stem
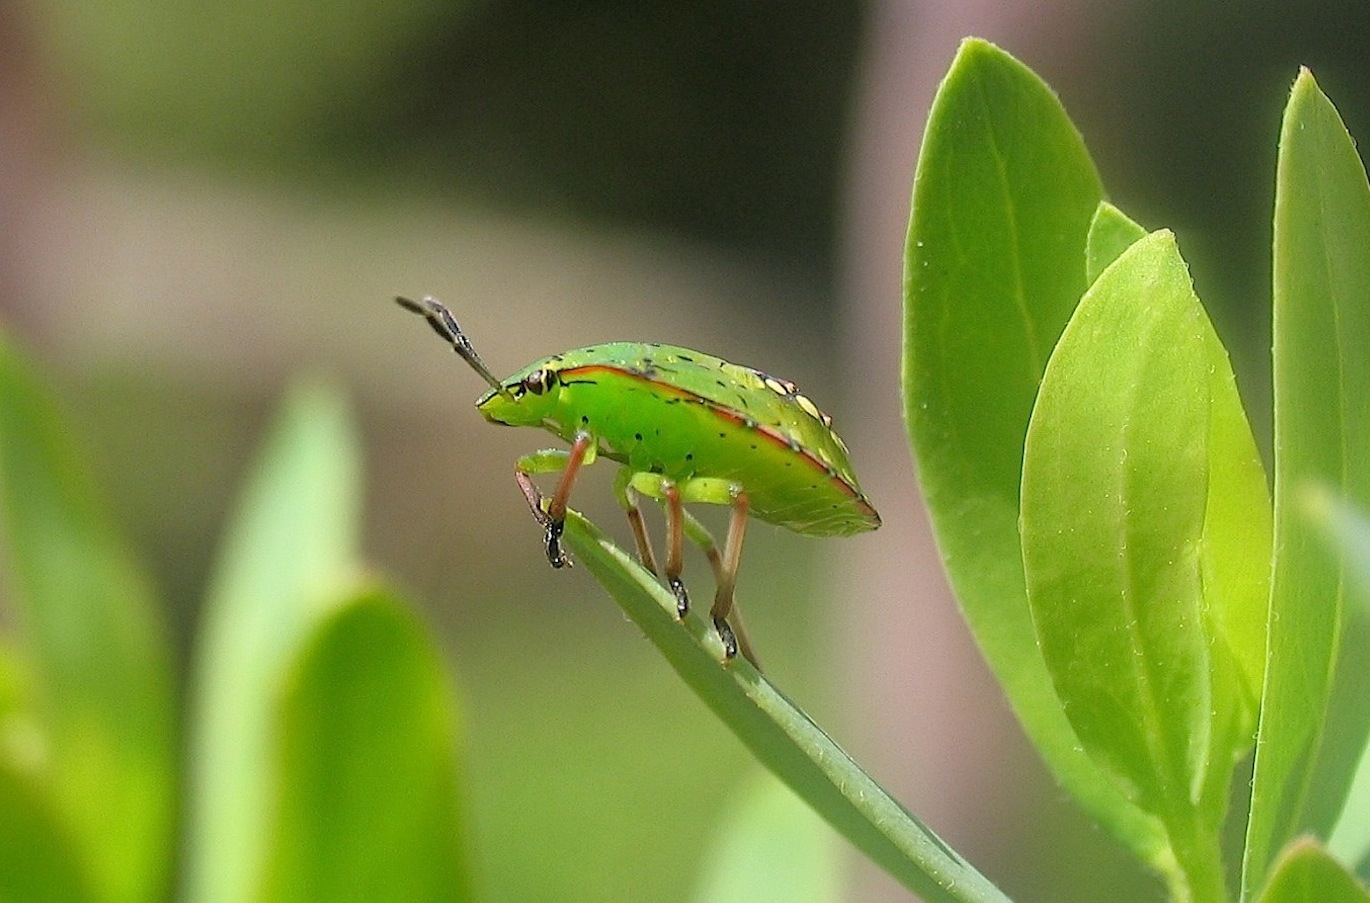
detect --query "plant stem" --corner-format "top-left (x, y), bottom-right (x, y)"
top-left (1169, 813), bottom-right (1230, 903)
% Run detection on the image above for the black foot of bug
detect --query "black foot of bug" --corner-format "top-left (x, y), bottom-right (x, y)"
top-left (544, 518), bottom-right (569, 569)
top-left (668, 577), bottom-right (689, 618)
top-left (713, 618), bottom-right (739, 662)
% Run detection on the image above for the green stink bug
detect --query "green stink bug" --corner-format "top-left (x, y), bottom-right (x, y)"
top-left (397, 295), bottom-right (879, 666)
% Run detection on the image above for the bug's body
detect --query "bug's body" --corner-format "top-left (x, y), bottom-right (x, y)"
top-left (478, 343), bottom-right (880, 537)
top-left (396, 295), bottom-right (879, 667)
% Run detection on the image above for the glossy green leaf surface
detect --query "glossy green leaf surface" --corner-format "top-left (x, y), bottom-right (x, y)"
top-left (0, 331), bottom-right (176, 903)
top-left (904, 37), bottom-right (1166, 865)
top-left (185, 380), bottom-right (363, 903)
top-left (1246, 70), bottom-right (1370, 893)
top-left (1021, 232), bottom-right (1269, 902)
top-left (262, 589), bottom-right (470, 903)
top-left (1254, 839), bottom-right (1370, 903)
top-left (561, 513), bottom-right (1011, 903)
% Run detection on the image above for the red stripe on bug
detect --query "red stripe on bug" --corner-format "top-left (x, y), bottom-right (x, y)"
top-left (558, 363), bottom-right (874, 514)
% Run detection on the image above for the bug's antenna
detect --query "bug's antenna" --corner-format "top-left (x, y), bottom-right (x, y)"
top-left (396, 296), bottom-right (513, 399)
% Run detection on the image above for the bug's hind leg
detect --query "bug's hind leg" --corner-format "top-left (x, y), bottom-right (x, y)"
top-left (689, 488), bottom-right (755, 668)
top-left (515, 433), bottom-right (595, 568)
top-left (677, 504), bottom-right (759, 669)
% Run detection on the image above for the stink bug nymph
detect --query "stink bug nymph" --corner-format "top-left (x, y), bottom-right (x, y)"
top-left (396, 295), bottom-right (880, 667)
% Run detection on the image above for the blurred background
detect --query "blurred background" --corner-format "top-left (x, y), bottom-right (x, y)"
top-left (3, 0), bottom-right (1370, 900)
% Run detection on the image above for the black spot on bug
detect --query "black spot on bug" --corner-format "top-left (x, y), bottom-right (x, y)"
top-left (685, 453), bottom-right (694, 461)
top-left (718, 432), bottom-right (726, 439)
top-left (580, 415), bottom-right (590, 424)
top-left (634, 432), bottom-right (643, 442)
top-left (678, 353), bottom-right (695, 362)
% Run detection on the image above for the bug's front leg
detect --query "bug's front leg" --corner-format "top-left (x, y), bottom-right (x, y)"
top-left (515, 433), bottom-right (595, 568)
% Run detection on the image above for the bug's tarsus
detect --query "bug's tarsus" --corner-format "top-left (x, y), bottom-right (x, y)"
top-left (544, 518), bottom-right (569, 569)
top-left (515, 470), bottom-right (572, 569)
top-left (395, 295), bottom-right (512, 399)
top-left (668, 577), bottom-right (689, 619)
top-left (713, 618), bottom-right (739, 662)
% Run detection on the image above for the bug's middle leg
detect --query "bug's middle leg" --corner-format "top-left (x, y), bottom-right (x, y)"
top-left (626, 472), bottom-right (758, 666)
top-left (613, 466), bottom-right (660, 580)
top-left (515, 432), bottom-right (595, 568)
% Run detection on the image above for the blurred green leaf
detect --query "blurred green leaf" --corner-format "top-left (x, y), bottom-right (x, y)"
top-left (1021, 230), bottom-right (1267, 903)
top-left (561, 512), bottom-right (1010, 903)
top-left (0, 331), bottom-right (175, 903)
top-left (1085, 201), bottom-right (1146, 284)
top-left (0, 762), bottom-right (95, 903)
top-left (1246, 69), bottom-right (1370, 893)
top-left (262, 587), bottom-right (470, 903)
top-left (690, 772), bottom-right (841, 903)
top-left (1304, 490), bottom-right (1370, 879)
top-left (903, 37), bottom-right (1167, 869)
top-left (1254, 839), bottom-right (1370, 903)
top-left (185, 379), bottom-right (363, 903)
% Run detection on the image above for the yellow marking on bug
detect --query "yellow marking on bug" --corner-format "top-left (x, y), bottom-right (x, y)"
top-left (795, 393), bottom-right (823, 422)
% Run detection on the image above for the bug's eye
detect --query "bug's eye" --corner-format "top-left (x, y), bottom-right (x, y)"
top-left (522, 368), bottom-right (556, 395)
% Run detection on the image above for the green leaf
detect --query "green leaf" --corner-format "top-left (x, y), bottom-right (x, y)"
top-left (561, 512), bottom-right (1011, 903)
top-left (0, 761), bottom-right (96, 903)
top-left (690, 772), bottom-right (841, 903)
top-left (1022, 230), bottom-right (1268, 903)
top-left (904, 37), bottom-right (1167, 867)
top-left (262, 588), bottom-right (470, 903)
top-left (1246, 69), bottom-right (1370, 893)
top-left (1254, 839), bottom-right (1370, 903)
top-left (1085, 201), bottom-right (1146, 284)
top-left (1304, 490), bottom-right (1370, 878)
top-left (1024, 230), bottom-right (1211, 811)
top-left (0, 331), bottom-right (176, 903)
top-left (185, 379), bottom-right (363, 903)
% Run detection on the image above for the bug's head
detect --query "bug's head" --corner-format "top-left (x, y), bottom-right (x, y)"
top-left (475, 359), bottom-right (564, 428)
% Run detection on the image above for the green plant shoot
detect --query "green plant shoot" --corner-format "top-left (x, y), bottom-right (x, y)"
top-left (396, 295), bottom-right (880, 666)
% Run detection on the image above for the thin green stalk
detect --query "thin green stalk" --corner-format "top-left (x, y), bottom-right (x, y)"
top-left (562, 511), bottom-right (1014, 903)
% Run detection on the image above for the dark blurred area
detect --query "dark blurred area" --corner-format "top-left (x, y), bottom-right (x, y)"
top-left (2, 1), bottom-right (1369, 900)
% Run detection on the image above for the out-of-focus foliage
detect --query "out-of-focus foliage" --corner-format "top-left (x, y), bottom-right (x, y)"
top-left (0, 343), bottom-right (470, 902)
